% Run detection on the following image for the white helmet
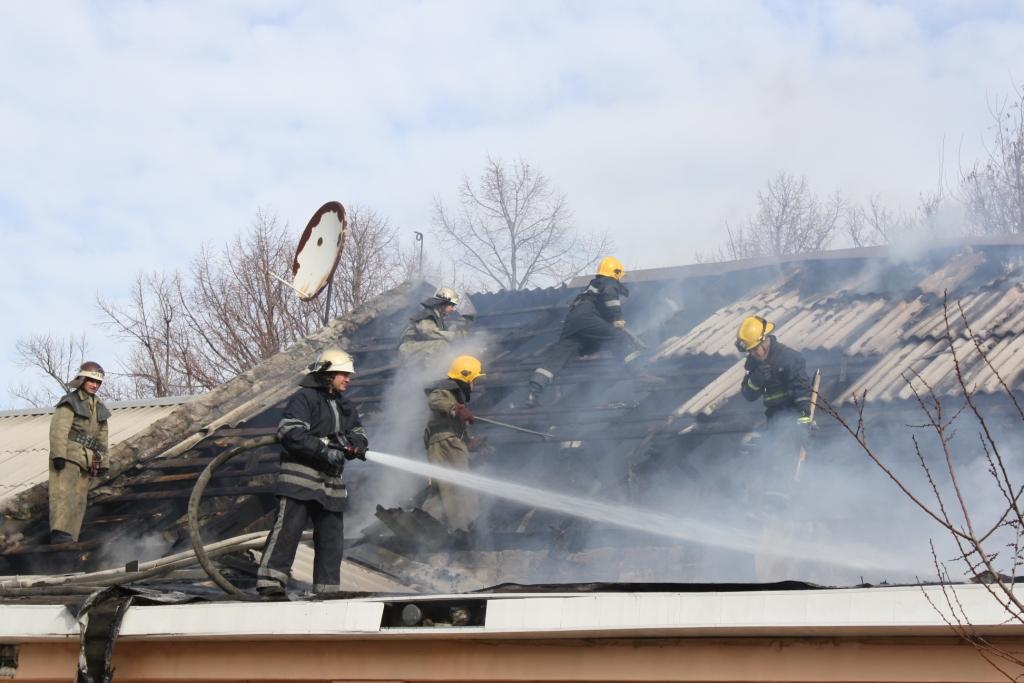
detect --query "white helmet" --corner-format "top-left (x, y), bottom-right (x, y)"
top-left (309, 347), bottom-right (355, 374)
top-left (435, 287), bottom-right (459, 306)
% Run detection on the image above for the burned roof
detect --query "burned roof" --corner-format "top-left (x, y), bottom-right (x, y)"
top-left (3, 239), bottom-right (1024, 598)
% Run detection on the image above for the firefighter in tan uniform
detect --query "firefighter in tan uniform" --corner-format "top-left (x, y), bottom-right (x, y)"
top-left (398, 287), bottom-right (463, 364)
top-left (424, 355), bottom-right (484, 533)
top-left (48, 361), bottom-right (110, 544)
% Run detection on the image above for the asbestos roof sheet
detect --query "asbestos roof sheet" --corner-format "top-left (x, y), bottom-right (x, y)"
top-left (840, 333), bottom-right (1024, 403)
top-left (0, 398), bottom-right (191, 503)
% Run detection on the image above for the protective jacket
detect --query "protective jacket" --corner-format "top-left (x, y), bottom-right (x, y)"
top-left (401, 298), bottom-right (458, 345)
top-left (49, 389), bottom-right (110, 472)
top-left (275, 374), bottom-right (368, 512)
top-left (424, 378), bottom-right (478, 531)
top-left (562, 275), bottom-right (628, 337)
top-left (740, 336), bottom-right (812, 420)
top-left (425, 379), bottom-right (471, 443)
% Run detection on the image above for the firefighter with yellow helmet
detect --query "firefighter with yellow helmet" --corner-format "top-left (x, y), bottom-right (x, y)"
top-left (736, 316), bottom-right (812, 423)
top-left (48, 361), bottom-right (110, 544)
top-left (424, 355), bottom-right (485, 532)
top-left (526, 256), bottom-right (638, 406)
top-left (398, 286), bottom-right (465, 364)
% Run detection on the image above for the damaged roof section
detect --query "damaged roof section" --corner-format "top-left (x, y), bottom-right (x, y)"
top-left (2, 241), bottom-right (1024, 594)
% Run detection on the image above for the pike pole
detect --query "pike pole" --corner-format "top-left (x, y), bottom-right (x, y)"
top-left (475, 416), bottom-right (552, 440)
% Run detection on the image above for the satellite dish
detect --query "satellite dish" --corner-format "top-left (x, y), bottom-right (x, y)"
top-left (290, 201), bottom-right (347, 301)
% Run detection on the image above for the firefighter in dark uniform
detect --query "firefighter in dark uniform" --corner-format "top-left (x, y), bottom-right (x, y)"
top-left (526, 256), bottom-right (635, 406)
top-left (736, 315), bottom-right (812, 423)
top-left (257, 348), bottom-right (369, 596)
top-left (398, 286), bottom-right (462, 364)
top-left (48, 361), bottom-right (110, 544)
top-left (425, 355), bottom-right (485, 533)
top-left (736, 316), bottom-right (813, 509)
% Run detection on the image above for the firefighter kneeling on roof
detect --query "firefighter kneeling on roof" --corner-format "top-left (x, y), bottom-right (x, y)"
top-left (48, 361), bottom-right (110, 545)
top-left (424, 355), bottom-right (485, 534)
top-left (257, 348), bottom-right (369, 596)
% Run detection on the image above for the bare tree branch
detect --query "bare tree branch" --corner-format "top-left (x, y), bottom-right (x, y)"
top-left (433, 156), bottom-right (612, 290)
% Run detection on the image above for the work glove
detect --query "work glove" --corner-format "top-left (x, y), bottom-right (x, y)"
top-left (323, 447), bottom-right (346, 474)
top-left (748, 363), bottom-right (771, 389)
top-left (796, 408), bottom-right (816, 429)
top-left (466, 435), bottom-right (487, 452)
top-left (343, 432), bottom-right (369, 460)
top-left (51, 457), bottom-right (66, 471)
top-left (453, 403), bottom-right (475, 426)
top-left (613, 320), bottom-right (626, 329)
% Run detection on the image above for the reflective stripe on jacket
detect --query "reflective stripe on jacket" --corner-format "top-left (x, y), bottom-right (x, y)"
top-left (740, 336), bottom-right (811, 419)
top-left (275, 374), bottom-right (367, 512)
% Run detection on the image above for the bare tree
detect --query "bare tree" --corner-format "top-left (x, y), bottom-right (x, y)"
top-left (433, 156), bottom-right (612, 290)
top-left (720, 173), bottom-right (844, 260)
top-left (844, 195), bottom-right (909, 247)
top-left (820, 294), bottom-right (1024, 679)
top-left (335, 205), bottom-right (404, 311)
top-left (97, 271), bottom-right (200, 398)
top-left (10, 333), bottom-right (89, 406)
top-left (175, 210), bottom-right (319, 387)
top-left (92, 206), bottom-right (407, 398)
top-left (960, 83), bottom-right (1024, 236)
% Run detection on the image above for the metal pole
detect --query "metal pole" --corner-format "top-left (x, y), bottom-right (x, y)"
top-left (322, 280), bottom-right (333, 326)
top-left (475, 415), bottom-right (552, 439)
top-left (413, 231), bottom-right (424, 279)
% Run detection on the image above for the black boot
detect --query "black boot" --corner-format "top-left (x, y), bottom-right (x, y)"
top-left (49, 530), bottom-right (75, 545)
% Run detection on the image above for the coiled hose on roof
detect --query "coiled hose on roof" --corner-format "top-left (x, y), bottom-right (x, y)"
top-left (187, 435), bottom-right (278, 601)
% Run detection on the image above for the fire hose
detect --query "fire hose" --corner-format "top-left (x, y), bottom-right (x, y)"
top-left (187, 435), bottom-right (280, 601)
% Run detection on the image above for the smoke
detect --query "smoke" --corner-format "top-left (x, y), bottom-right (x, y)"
top-left (345, 326), bottom-right (494, 535)
top-left (342, 246), bottom-right (1023, 592)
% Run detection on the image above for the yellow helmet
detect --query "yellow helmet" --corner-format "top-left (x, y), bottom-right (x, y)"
top-left (447, 355), bottom-right (485, 383)
top-left (735, 316), bottom-right (775, 352)
top-left (597, 256), bottom-right (625, 280)
top-left (309, 347), bottom-right (356, 374)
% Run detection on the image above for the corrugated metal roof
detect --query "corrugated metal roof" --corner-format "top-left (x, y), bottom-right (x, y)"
top-left (0, 397), bottom-right (192, 503)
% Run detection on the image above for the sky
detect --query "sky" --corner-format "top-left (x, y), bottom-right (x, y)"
top-left (2, 0), bottom-right (1024, 407)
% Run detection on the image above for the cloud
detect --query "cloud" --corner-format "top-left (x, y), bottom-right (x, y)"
top-left (2, 1), bottom-right (1024, 404)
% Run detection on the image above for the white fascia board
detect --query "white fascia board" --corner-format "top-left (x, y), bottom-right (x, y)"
top-left (485, 584), bottom-right (1023, 636)
top-left (117, 600), bottom-right (384, 639)
top-left (0, 605), bottom-right (78, 641)
top-left (7, 584), bottom-right (1023, 642)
